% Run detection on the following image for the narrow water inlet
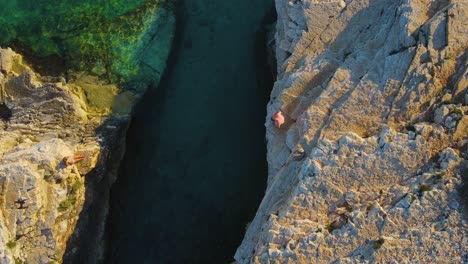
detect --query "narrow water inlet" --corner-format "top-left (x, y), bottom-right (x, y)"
top-left (106, 0), bottom-right (276, 263)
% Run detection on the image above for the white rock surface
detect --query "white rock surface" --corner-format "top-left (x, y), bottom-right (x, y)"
top-left (236, 0), bottom-right (468, 263)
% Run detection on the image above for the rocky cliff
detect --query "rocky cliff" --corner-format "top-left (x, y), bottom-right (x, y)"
top-left (236, 0), bottom-right (468, 263)
top-left (0, 5), bottom-right (174, 261)
top-left (0, 48), bottom-right (128, 263)
top-left (0, 1), bottom-right (175, 262)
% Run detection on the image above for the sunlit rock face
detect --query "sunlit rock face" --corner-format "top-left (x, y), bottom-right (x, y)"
top-left (0, 47), bottom-right (132, 263)
top-left (236, 0), bottom-right (468, 263)
top-left (0, 1), bottom-right (175, 260)
top-left (0, 0), bottom-right (174, 86)
top-left (0, 1), bottom-right (174, 258)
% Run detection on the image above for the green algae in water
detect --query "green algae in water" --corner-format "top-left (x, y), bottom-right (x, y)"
top-left (0, 0), bottom-right (172, 83)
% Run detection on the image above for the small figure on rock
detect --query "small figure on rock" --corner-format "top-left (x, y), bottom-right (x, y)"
top-left (63, 154), bottom-right (86, 166)
top-left (272, 111), bottom-right (285, 128)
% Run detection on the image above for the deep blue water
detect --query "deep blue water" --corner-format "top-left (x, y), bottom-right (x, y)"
top-left (107, 1), bottom-right (275, 263)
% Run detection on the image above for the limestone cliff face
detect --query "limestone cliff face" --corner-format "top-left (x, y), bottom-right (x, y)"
top-left (0, 26), bottom-right (174, 263)
top-left (0, 3), bottom-right (174, 263)
top-left (0, 48), bottom-right (122, 263)
top-left (236, 0), bottom-right (468, 263)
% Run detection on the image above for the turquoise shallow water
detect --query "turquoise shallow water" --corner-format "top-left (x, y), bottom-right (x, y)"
top-left (0, 0), bottom-right (168, 83)
top-left (107, 0), bottom-right (275, 263)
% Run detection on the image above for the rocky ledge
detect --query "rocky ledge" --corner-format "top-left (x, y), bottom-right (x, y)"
top-left (0, 48), bottom-right (133, 263)
top-left (236, 0), bottom-right (467, 263)
top-left (0, 2), bottom-right (174, 264)
top-left (0, 26), bottom-right (176, 264)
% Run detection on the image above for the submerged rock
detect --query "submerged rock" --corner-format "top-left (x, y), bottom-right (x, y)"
top-left (0, 1), bottom-right (174, 85)
top-left (236, 0), bottom-right (468, 263)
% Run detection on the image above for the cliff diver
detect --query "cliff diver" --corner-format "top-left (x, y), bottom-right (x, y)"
top-left (272, 111), bottom-right (285, 128)
top-left (63, 154), bottom-right (86, 166)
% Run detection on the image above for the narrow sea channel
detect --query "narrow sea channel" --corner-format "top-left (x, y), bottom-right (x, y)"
top-left (107, 0), bottom-right (275, 263)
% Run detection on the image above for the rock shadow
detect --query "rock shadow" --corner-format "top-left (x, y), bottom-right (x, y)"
top-left (61, 1), bottom-right (179, 263)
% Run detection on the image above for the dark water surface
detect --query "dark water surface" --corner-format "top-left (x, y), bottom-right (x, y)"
top-left (106, 0), bottom-right (275, 263)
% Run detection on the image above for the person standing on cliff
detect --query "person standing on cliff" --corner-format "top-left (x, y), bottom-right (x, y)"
top-left (272, 111), bottom-right (285, 128)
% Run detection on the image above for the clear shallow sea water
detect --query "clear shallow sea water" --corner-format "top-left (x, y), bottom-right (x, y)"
top-left (106, 0), bottom-right (275, 263)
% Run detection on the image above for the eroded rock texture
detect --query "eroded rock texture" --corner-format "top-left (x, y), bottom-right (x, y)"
top-left (236, 0), bottom-right (468, 263)
top-left (0, 48), bottom-right (132, 263)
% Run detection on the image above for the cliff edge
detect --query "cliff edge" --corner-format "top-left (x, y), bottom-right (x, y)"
top-left (236, 0), bottom-right (468, 263)
top-left (0, 48), bottom-right (131, 263)
top-left (0, 2), bottom-right (175, 263)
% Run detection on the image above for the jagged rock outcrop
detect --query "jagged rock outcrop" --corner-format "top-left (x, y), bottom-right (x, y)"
top-left (0, 48), bottom-right (126, 263)
top-left (0, 36), bottom-right (173, 262)
top-left (0, 3), bottom-right (175, 263)
top-left (236, 0), bottom-right (468, 263)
